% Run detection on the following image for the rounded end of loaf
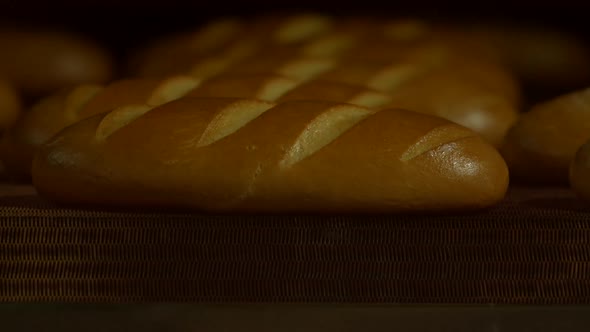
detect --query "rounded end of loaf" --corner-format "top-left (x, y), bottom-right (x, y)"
top-left (422, 134), bottom-right (510, 211)
top-left (0, 84), bottom-right (102, 179)
top-left (33, 107), bottom-right (163, 207)
top-left (397, 122), bottom-right (509, 212)
top-left (570, 140), bottom-right (590, 202)
top-left (245, 107), bottom-right (510, 213)
top-left (31, 99), bottom-right (279, 208)
top-left (32, 114), bottom-right (106, 205)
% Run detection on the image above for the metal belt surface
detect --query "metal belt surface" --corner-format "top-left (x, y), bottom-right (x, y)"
top-left (0, 185), bottom-right (589, 303)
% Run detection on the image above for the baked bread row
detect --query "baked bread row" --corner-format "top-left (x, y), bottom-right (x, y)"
top-left (28, 81), bottom-right (590, 210)
top-left (18, 71), bottom-right (590, 198)
top-left (5, 13), bottom-right (590, 211)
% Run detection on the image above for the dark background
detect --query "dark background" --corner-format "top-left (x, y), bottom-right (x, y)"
top-left (2, 0), bottom-right (590, 56)
top-left (2, 0), bottom-right (590, 104)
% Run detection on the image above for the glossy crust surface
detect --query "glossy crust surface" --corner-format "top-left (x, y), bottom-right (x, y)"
top-left (32, 98), bottom-right (509, 212)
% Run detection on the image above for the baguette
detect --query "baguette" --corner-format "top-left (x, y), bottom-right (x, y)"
top-left (501, 87), bottom-right (590, 184)
top-left (0, 84), bottom-right (102, 179)
top-left (0, 27), bottom-right (113, 96)
top-left (32, 98), bottom-right (509, 212)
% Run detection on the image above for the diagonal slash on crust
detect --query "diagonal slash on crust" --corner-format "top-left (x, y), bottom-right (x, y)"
top-left (400, 125), bottom-right (477, 162)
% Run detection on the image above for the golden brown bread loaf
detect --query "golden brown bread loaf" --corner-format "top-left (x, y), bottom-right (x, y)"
top-left (501, 87), bottom-right (590, 184)
top-left (32, 98), bottom-right (509, 212)
top-left (570, 140), bottom-right (590, 201)
top-left (0, 27), bottom-right (114, 96)
top-left (0, 79), bottom-right (21, 131)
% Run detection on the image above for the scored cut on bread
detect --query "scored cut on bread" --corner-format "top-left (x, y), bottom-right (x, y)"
top-left (0, 77), bottom-right (196, 178)
top-left (0, 73), bottom-right (395, 178)
top-left (3, 54), bottom-right (521, 179)
top-left (32, 98), bottom-right (509, 212)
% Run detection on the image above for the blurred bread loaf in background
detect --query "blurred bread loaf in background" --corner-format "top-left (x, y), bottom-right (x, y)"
top-left (0, 27), bottom-right (114, 97)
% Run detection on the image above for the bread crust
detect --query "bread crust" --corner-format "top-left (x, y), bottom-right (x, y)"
top-left (32, 98), bottom-right (509, 212)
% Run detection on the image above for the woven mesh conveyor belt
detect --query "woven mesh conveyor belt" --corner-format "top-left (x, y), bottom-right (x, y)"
top-left (0, 185), bottom-right (590, 303)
